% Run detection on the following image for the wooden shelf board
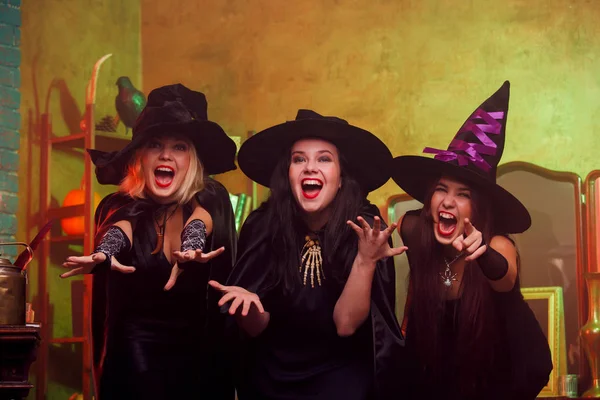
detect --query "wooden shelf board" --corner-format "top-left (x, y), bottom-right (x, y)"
top-left (47, 204), bottom-right (84, 220)
top-left (49, 336), bottom-right (84, 344)
top-left (50, 133), bottom-right (85, 145)
top-left (49, 234), bottom-right (84, 243)
top-left (49, 131), bottom-right (130, 153)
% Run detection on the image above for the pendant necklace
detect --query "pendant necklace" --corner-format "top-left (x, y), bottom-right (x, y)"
top-left (440, 252), bottom-right (463, 288)
top-left (299, 234), bottom-right (324, 288)
top-left (151, 203), bottom-right (179, 255)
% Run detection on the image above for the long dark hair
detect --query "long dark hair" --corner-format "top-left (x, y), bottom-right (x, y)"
top-left (409, 177), bottom-right (507, 395)
top-left (262, 142), bottom-right (366, 295)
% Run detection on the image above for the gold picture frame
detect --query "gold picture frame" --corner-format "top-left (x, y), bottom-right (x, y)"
top-left (521, 286), bottom-right (567, 397)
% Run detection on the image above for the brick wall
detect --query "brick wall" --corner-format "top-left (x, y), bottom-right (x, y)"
top-left (0, 0), bottom-right (20, 258)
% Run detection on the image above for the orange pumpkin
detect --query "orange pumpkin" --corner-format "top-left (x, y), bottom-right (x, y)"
top-left (61, 189), bottom-right (102, 236)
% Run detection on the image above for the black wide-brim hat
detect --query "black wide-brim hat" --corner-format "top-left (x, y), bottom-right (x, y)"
top-left (238, 109), bottom-right (393, 193)
top-left (391, 81), bottom-right (531, 234)
top-left (87, 83), bottom-right (237, 186)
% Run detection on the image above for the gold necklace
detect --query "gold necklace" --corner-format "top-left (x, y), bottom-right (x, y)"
top-left (300, 234), bottom-right (324, 288)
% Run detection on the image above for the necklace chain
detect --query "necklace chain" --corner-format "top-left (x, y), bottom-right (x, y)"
top-left (154, 204), bottom-right (179, 232)
top-left (440, 252), bottom-right (463, 288)
top-left (150, 203), bottom-right (178, 255)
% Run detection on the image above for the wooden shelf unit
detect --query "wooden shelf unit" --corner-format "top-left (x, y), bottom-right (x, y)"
top-left (36, 106), bottom-right (129, 400)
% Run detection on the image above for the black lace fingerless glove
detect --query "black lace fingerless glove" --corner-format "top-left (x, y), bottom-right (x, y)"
top-left (92, 225), bottom-right (131, 272)
top-left (477, 239), bottom-right (508, 281)
top-left (180, 219), bottom-right (207, 252)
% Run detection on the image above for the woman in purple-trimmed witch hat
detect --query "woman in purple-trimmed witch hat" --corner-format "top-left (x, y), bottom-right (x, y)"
top-left (59, 84), bottom-right (238, 400)
top-left (391, 81), bottom-right (552, 400)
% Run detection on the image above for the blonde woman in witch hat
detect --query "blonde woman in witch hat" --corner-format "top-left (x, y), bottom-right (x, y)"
top-left (391, 81), bottom-right (552, 400)
top-left (208, 110), bottom-right (406, 400)
top-left (60, 84), bottom-right (238, 400)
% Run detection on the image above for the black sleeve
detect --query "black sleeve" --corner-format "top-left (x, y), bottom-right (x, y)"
top-left (360, 204), bottom-right (398, 313)
top-left (93, 192), bottom-right (131, 238)
top-left (225, 206), bottom-right (276, 308)
top-left (194, 178), bottom-right (238, 296)
top-left (91, 192), bottom-right (132, 386)
top-left (359, 203), bottom-right (407, 400)
top-left (194, 178), bottom-right (238, 400)
top-left (476, 244), bottom-right (509, 280)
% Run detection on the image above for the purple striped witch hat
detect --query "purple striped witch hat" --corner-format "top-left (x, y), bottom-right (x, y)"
top-left (391, 81), bottom-right (531, 233)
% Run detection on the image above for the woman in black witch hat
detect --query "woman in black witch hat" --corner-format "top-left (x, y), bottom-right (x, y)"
top-left (208, 110), bottom-right (406, 400)
top-left (392, 81), bottom-right (552, 400)
top-left (59, 84), bottom-right (238, 399)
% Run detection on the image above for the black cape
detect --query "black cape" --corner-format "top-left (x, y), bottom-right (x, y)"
top-left (226, 201), bottom-right (405, 400)
top-left (90, 178), bottom-right (237, 399)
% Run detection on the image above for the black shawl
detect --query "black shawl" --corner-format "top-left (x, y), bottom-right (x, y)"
top-left (226, 202), bottom-right (405, 400)
top-left (90, 178), bottom-right (237, 399)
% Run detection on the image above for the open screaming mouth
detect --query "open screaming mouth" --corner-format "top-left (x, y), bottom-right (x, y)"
top-left (155, 166), bottom-right (175, 188)
top-left (437, 211), bottom-right (457, 236)
top-left (301, 179), bottom-right (323, 199)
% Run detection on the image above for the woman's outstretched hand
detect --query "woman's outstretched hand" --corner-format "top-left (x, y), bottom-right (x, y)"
top-left (172, 246), bottom-right (225, 264)
top-left (60, 253), bottom-right (135, 278)
top-left (208, 280), bottom-right (265, 316)
top-left (347, 216), bottom-right (408, 264)
top-left (164, 247), bottom-right (226, 291)
top-left (453, 218), bottom-right (487, 261)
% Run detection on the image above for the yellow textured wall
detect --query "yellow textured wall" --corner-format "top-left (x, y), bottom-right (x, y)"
top-left (20, 0), bottom-right (142, 241)
top-left (141, 0), bottom-right (600, 209)
top-left (19, 0), bottom-right (141, 398)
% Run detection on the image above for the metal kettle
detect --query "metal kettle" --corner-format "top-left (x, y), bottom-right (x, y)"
top-left (0, 242), bottom-right (32, 325)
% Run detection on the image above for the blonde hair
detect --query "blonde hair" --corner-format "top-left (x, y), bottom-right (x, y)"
top-left (119, 137), bottom-right (205, 205)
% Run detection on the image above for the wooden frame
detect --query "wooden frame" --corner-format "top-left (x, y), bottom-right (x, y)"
top-left (584, 170), bottom-right (600, 273)
top-left (521, 286), bottom-right (567, 397)
top-left (37, 107), bottom-right (99, 400)
top-left (384, 193), bottom-right (421, 320)
top-left (497, 161), bottom-right (586, 377)
top-left (383, 193), bottom-right (418, 225)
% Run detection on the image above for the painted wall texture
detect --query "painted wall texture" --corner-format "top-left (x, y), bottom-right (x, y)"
top-left (141, 0), bottom-right (600, 208)
top-left (0, 0), bottom-right (21, 258)
top-left (18, 0), bottom-right (141, 398)
top-left (19, 0), bottom-right (142, 243)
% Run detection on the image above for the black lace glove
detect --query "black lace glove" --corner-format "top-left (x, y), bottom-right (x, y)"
top-left (177, 219), bottom-right (207, 270)
top-left (92, 225), bottom-right (131, 272)
top-left (181, 219), bottom-right (207, 252)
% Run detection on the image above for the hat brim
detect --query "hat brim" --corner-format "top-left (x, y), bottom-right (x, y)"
top-left (238, 119), bottom-right (392, 193)
top-left (391, 155), bottom-right (531, 234)
top-left (88, 120), bottom-right (237, 186)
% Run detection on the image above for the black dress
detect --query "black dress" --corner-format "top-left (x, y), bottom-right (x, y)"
top-left (91, 178), bottom-right (237, 400)
top-left (400, 210), bottom-right (553, 400)
top-left (227, 202), bottom-right (405, 400)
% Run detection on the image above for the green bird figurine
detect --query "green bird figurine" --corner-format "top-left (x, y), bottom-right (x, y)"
top-left (115, 76), bottom-right (147, 134)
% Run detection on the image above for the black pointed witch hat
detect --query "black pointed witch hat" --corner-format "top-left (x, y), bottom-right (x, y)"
top-left (391, 81), bottom-right (531, 234)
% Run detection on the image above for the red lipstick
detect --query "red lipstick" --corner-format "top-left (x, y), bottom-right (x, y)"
top-left (301, 178), bottom-right (323, 199)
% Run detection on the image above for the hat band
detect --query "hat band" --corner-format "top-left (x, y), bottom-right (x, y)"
top-left (422, 109), bottom-right (504, 172)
